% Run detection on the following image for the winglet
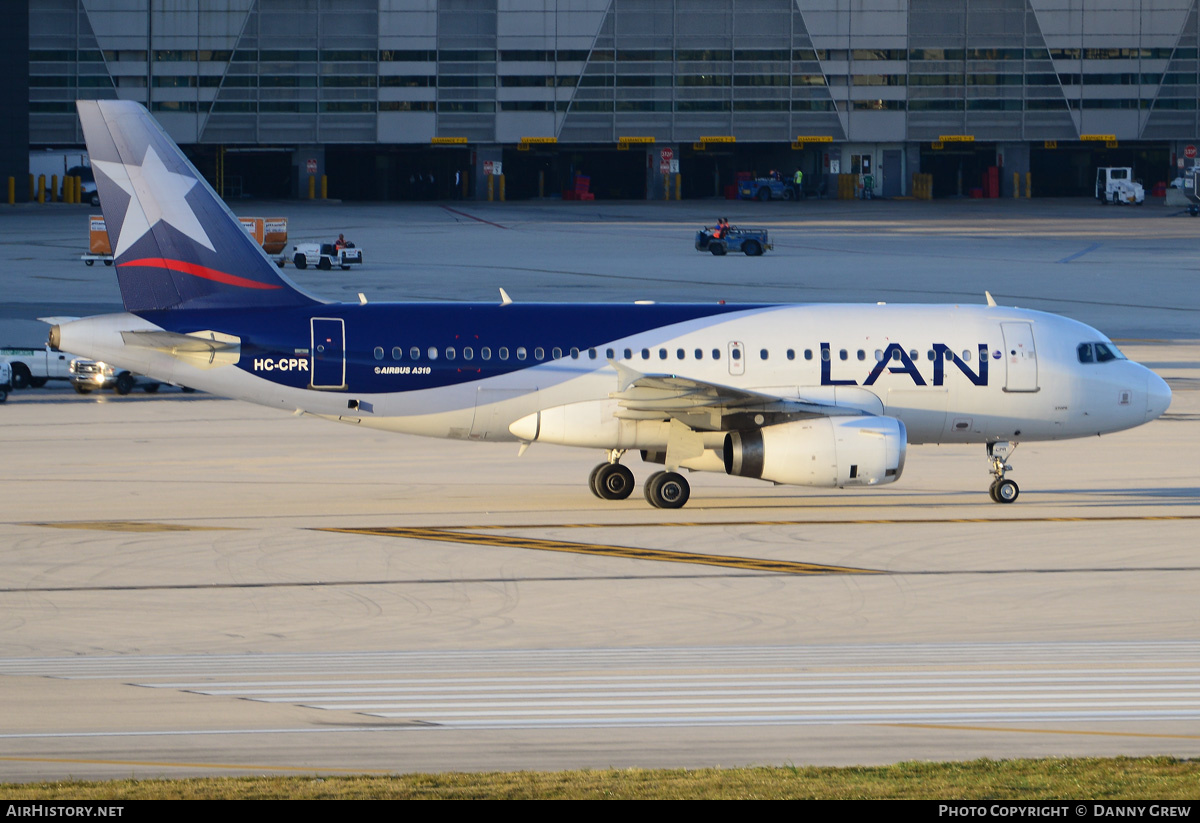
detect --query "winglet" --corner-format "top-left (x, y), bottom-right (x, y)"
top-left (985, 291), bottom-right (997, 307)
top-left (499, 288), bottom-right (513, 306)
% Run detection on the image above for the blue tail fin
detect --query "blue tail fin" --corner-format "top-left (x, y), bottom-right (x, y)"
top-left (77, 100), bottom-right (319, 312)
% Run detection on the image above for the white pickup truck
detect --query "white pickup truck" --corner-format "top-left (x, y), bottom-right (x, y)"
top-left (69, 358), bottom-right (164, 395)
top-left (0, 344), bottom-right (77, 389)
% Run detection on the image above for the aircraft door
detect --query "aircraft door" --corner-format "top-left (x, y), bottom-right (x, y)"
top-left (1000, 322), bottom-right (1038, 392)
top-left (728, 341), bottom-right (745, 376)
top-left (310, 317), bottom-right (346, 389)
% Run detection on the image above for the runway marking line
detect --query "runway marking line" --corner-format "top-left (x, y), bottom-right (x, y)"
top-left (883, 723), bottom-right (1200, 741)
top-left (319, 526), bottom-right (880, 575)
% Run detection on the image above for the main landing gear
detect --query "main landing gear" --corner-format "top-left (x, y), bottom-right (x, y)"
top-left (587, 451), bottom-right (692, 509)
top-left (986, 441), bottom-right (1019, 503)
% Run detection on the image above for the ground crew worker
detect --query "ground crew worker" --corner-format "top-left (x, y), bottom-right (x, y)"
top-left (793, 168), bottom-right (804, 200)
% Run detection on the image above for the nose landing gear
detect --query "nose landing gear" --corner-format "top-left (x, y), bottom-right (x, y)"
top-left (987, 441), bottom-right (1019, 503)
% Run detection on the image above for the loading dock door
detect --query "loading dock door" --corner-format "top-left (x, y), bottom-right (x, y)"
top-left (1000, 322), bottom-right (1038, 392)
top-left (310, 317), bottom-right (346, 389)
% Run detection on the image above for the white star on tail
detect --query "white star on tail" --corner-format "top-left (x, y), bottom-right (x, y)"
top-left (92, 145), bottom-right (215, 259)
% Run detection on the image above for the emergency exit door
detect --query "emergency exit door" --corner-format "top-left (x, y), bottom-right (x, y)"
top-left (310, 317), bottom-right (346, 389)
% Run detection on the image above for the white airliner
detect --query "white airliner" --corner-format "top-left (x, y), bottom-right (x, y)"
top-left (51, 101), bottom-right (1171, 508)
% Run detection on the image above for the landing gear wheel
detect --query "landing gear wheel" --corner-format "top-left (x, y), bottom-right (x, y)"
top-left (644, 471), bottom-right (690, 509)
top-left (993, 478), bottom-right (1019, 504)
top-left (592, 463), bottom-right (635, 500)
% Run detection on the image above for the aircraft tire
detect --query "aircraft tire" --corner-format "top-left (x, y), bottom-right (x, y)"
top-left (993, 478), bottom-right (1019, 504)
top-left (645, 471), bottom-right (690, 509)
top-left (594, 463), bottom-right (635, 500)
top-left (588, 463), bottom-right (605, 498)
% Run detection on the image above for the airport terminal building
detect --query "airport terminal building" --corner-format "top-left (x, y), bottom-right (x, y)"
top-left (9, 0), bottom-right (1200, 201)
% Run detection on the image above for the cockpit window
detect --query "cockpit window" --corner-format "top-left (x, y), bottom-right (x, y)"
top-left (1078, 342), bottom-right (1126, 364)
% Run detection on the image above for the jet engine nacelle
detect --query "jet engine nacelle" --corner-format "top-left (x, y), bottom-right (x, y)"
top-left (723, 415), bottom-right (907, 488)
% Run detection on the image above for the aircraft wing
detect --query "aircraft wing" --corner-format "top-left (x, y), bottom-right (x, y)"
top-left (610, 361), bottom-right (862, 430)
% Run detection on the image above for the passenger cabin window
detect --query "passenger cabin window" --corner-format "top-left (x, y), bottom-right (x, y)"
top-left (392, 346), bottom-right (403, 360)
top-left (553, 347), bottom-right (562, 359)
top-left (570, 348), bottom-right (580, 359)
top-left (410, 346), bottom-right (420, 360)
top-left (677, 348), bottom-right (685, 359)
top-left (857, 349), bottom-right (866, 361)
top-left (694, 348), bottom-right (703, 359)
top-left (623, 348), bottom-right (632, 359)
top-left (804, 349), bottom-right (812, 360)
top-left (712, 349), bottom-right (721, 360)
top-left (463, 347), bottom-right (474, 360)
top-left (534, 347), bottom-right (544, 360)
top-left (760, 349), bottom-right (768, 360)
top-left (427, 347), bottom-right (438, 360)
top-left (659, 348), bottom-right (667, 359)
top-left (373, 347), bottom-right (384, 360)
top-left (641, 348), bottom-right (650, 359)
top-left (481, 347), bottom-right (492, 360)
top-left (516, 347), bottom-right (527, 360)
top-left (787, 349), bottom-right (795, 360)
top-left (445, 347), bottom-right (455, 360)
top-left (499, 347), bottom-right (509, 360)
top-left (604, 348), bottom-right (614, 359)
top-left (588, 348), bottom-right (597, 359)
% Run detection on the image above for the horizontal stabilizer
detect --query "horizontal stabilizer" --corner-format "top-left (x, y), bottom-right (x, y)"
top-left (121, 329), bottom-right (240, 369)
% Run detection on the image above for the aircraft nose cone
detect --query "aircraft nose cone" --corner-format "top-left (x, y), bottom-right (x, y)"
top-left (1146, 371), bottom-right (1172, 422)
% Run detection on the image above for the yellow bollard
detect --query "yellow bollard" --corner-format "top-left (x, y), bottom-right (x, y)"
top-left (675, 173), bottom-right (681, 200)
top-left (37, 175), bottom-right (45, 204)
top-left (499, 174), bottom-right (505, 202)
top-left (321, 174), bottom-right (328, 199)
top-left (1025, 172), bottom-right (1032, 199)
top-left (487, 174), bottom-right (494, 202)
top-left (8, 177), bottom-right (14, 205)
top-left (308, 175), bottom-right (315, 200)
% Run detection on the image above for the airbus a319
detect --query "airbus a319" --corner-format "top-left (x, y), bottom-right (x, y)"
top-left (52, 101), bottom-right (1171, 509)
